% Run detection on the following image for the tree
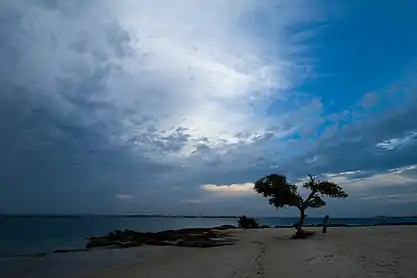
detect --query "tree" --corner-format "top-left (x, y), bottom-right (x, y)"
top-left (254, 174), bottom-right (348, 237)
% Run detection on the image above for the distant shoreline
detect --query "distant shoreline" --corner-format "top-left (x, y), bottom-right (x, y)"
top-left (1, 214), bottom-right (417, 219)
top-left (0, 214), bottom-right (239, 219)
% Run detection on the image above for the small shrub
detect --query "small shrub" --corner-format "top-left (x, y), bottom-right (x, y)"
top-left (237, 215), bottom-right (259, 229)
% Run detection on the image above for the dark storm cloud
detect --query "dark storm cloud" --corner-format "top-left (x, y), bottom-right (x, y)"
top-left (0, 81), bottom-right (179, 213)
top-left (0, 1), bottom-right (183, 213)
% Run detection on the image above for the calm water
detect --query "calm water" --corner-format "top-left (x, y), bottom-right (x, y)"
top-left (1, 216), bottom-right (416, 257)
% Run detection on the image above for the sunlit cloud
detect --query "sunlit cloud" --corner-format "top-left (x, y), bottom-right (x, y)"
top-left (323, 164), bottom-right (417, 191)
top-left (201, 183), bottom-right (255, 197)
top-left (361, 193), bottom-right (417, 204)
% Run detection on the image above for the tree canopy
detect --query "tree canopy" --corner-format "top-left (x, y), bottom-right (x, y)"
top-left (254, 173), bottom-right (348, 237)
top-left (254, 174), bottom-right (347, 210)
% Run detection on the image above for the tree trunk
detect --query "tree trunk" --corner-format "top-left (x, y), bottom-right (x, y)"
top-left (295, 209), bottom-right (306, 236)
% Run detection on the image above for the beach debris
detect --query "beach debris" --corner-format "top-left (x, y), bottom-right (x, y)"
top-left (86, 227), bottom-right (235, 249)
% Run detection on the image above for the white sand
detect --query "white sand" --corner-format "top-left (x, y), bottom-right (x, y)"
top-left (86, 226), bottom-right (417, 278)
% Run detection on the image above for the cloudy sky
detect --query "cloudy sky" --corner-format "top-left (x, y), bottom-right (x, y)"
top-left (1, 0), bottom-right (417, 217)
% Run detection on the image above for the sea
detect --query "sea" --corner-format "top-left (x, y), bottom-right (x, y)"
top-left (1, 215), bottom-right (417, 258)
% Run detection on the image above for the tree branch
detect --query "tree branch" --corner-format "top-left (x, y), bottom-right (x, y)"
top-left (302, 189), bottom-right (317, 209)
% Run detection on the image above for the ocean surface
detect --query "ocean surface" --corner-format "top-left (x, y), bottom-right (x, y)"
top-left (1, 215), bottom-right (417, 258)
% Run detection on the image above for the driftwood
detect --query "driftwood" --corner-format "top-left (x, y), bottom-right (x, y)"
top-left (322, 215), bottom-right (329, 233)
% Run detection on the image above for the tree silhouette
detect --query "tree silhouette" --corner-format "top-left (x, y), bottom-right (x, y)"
top-left (254, 174), bottom-right (348, 237)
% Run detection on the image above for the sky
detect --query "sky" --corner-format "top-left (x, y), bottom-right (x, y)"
top-left (1, 0), bottom-right (417, 217)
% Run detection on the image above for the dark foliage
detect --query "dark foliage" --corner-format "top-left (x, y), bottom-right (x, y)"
top-left (237, 215), bottom-right (259, 229)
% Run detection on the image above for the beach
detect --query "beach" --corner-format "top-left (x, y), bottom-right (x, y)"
top-left (88, 225), bottom-right (417, 278)
top-left (3, 225), bottom-right (417, 278)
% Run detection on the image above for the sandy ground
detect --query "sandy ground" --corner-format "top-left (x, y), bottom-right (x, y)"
top-left (86, 226), bottom-right (417, 278)
top-left (0, 247), bottom-right (150, 278)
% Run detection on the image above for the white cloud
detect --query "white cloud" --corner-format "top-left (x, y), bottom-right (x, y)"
top-left (305, 155), bottom-right (318, 164)
top-left (388, 164), bottom-right (417, 174)
top-left (324, 170), bottom-right (362, 179)
top-left (376, 131), bottom-right (417, 151)
top-left (361, 193), bottom-right (417, 204)
top-left (327, 171), bottom-right (353, 177)
top-left (107, 0), bottom-right (323, 158)
top-left (324, 164), bottom-right (417, 191)
top-left (201, 183), bottom-right (255, 197)
top-left (181, 199), bottom-right (211, 204)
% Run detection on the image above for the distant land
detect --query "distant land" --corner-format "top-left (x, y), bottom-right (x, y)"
top-left (0, 214), bottom-right (238, 219)
top-left (1, 214), bottom-right (417, 219)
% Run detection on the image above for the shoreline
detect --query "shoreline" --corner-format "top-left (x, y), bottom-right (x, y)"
top-left (3, 221), bottom-right (417, 259)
